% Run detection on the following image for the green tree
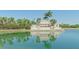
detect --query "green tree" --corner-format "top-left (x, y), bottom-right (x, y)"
top-left (36, 18), bottom-right (41, 24)
top-left (31, 20), bottom-right (36, 25)
top-left (50, 19), bottom-right (57, 26)
top-left (43, 10), bottom-right (52, 20)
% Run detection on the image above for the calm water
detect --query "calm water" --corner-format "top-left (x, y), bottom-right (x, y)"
top-left (0, 30), bottom-right (79, 49)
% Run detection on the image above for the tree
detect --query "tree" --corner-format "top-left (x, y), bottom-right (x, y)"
top-left (7, 17), bottom-right (16, 29)
top-left (31, 20), bottom-right (36, 25)
top-left (36, 18), bottom-right (41, 24)
top-left (2, 17), bottom-right (8, 24)
top-left (25, 19), bottom-right (31, 29)
top-left (8, 17), bottom-right (15, 24)
top-left (1, 17), bottom-right (8, 29)
top-left (50, 19), bottom-right (57, 26)
top-left (17, 18), bottom-right (27, 29)
top-left (50, 19), bottom-right (57, 30)
top-left (43, 10), bottom-right (52, 20)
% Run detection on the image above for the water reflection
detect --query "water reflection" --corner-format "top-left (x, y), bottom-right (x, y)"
top-left (0, 31), bottom-right (62, 48)
top-left (0, 32), bottom-right (31, 48)
top-left (31, 31), bottom-right (62, 48)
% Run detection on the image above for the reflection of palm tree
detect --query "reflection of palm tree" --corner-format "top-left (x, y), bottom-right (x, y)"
top-left (3, 39), bottom-right (6, 44)
top-left (7, 39), bottom-right (13, 45)
top-left (26, 36), bottom-right (29, 41)
top-left (0, 34), bottom-right (13, 46)
top-left (36, 36), bottom-right (40, 43)
top-left (21, 37), bottom-right (29, 43)
top-left (0, 32), bottom-right (31, 48)
top-left (43, 41), bottom-right (52, 49)
top-left (2, 34), bottom-right (14, 45)
top-left (49, 35), bottom-right (56, 42)
top-left (0, 39), bottom-right (4, 48)
top-left (16, 32), bottom-right (31, 43)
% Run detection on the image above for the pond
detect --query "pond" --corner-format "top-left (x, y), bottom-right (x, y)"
top-left (0, 29), bottom-right (79, 49)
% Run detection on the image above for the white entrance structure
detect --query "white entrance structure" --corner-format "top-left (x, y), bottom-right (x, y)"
top-left (37, 20), bottom-right (51, 30)
top-left (31, 20), bottom-right (62, 30)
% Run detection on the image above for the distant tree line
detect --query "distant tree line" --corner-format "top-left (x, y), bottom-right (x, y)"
top-left (60, 24), bottom-right (79, 28)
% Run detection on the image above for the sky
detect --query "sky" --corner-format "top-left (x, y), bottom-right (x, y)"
top-left (0, 10), bottom-right (79, 24)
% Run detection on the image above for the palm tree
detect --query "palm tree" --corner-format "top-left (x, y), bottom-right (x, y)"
top-left (25, 19), bottom-right (31, 29)
top-left (43, 10), bottom-right (52, 20)
top-left (17, 18), bottom-right (30, 29)
top-left (36, 18), bottom-right (41, 24)
top-left (50, 19), bottom-right (57, 29)
top-left (0, 17), bottom-right (3, 24)
top-left (31, 20), bottom-right (36, 25)
top-left (50, 19), bottom-right (57, 26)
top-left (0, 17), bottom-right (4, 29)
top-left (8, 17), bottom-right (15, 24)
top-left (2, 17), bottom-right (8, 24)
top-left (1, 17), bottom-right (8, 29)
top-left (49, 35), bottom-right (56, 42)
top-left (7, 17), bottom-right (16, 29)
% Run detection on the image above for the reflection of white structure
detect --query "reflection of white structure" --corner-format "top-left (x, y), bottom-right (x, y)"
top-left (31, 31), bottom-right (50, 41)
top-left (31, 31), bottom-right (62, 41)
top-left (31, 20), bottom-right (62, 30)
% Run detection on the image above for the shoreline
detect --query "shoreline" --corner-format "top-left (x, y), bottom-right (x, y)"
top-left (0, 28), bottom-right (78, 32)
top-left (2, 28), bottom-right (79, 34)
top-left (64, 28), bottom-right (79, 30)
top-left (1, 28), bottom-right (79, 35)
top-left (0, 29), bottom-right (64, 31)
top-left (0, 29), bottom-right (64, 34)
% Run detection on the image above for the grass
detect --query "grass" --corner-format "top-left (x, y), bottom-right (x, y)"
top-left (0, 29), bottom-right (30, 34)
top-left (0, 29), bottom-right (64, 35)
